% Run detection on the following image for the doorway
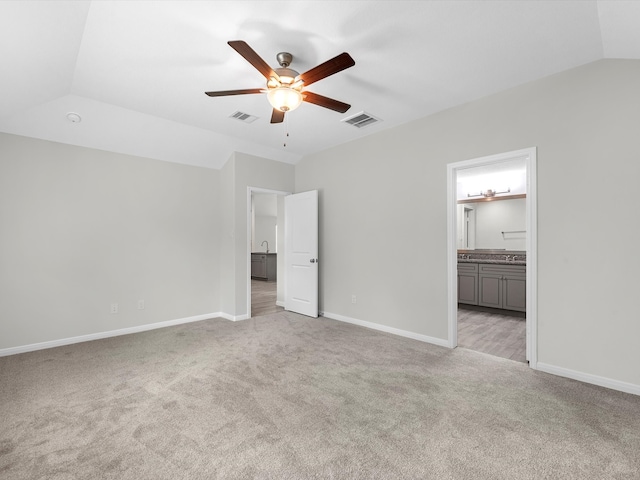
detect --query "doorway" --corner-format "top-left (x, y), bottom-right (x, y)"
top-left (247, 187), bottom-right (290, 318)
top-left (447, 147), bottom-right (537, 368)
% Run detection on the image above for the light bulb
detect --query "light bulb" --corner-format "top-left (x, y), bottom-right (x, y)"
top-left (267, 87), bottom-right (303, 112)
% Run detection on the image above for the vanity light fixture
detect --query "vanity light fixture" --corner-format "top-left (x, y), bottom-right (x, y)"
top-left (467, 188), bottom-right (511, 198)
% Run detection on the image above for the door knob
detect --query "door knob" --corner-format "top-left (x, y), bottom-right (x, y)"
top-left (310, 258), bottom-right (318, 263)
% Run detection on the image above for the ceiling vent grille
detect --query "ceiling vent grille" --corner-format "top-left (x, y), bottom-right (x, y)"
top-left (341, 111), bottom-right (381, 129)
top-left (229, 111), bottom-right (258, 123)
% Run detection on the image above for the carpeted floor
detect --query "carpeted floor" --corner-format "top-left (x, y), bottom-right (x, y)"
top-left (1, 311), bottom-right (639, 479)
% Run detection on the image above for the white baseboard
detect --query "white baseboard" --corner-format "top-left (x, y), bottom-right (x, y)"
top-left (320, 310), bottom-right (450, 348)
top-left (0, 312), bottom-right (225, 357)
top-left (276, 301), bottom-right (285, 307)
top-left (322, 311), bottom-right (640, 397)
top-left (219, 312), bottom-right (250, 322)
top-left (536, 362), bottom-right (640, 396)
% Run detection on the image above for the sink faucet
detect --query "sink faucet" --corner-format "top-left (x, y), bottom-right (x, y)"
top-left (505, 255), bottom-right (511, 261)
top-left (512, 255), bottom-right (518, 262)
top-left (261, 240), bottom-right (269, 253)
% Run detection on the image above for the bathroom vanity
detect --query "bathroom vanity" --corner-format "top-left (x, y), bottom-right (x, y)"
top-left (458, 251), bottom-right (526, 312)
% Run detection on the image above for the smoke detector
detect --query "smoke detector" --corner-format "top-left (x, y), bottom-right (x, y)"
top-left (66, 112), bottom-right (82, 123)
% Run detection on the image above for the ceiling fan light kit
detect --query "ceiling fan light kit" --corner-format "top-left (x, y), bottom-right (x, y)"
top-left (267, 55), bottom-right (303, 112)
top-left (205, 40), bottom-right (355, 124)
top-left (267, 86), bottom-right (302, 112)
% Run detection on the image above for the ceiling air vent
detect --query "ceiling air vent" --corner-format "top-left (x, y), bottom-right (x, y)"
top-left (341, 111), bottom-right (381, 129)
top-left (229, 111), bottom-right (258, 123)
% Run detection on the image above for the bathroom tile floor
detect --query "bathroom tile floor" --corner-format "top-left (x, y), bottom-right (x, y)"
top-left (251, 279), bottom-right (283, 317)
top-left (458, 307), bottom-right (527, 363)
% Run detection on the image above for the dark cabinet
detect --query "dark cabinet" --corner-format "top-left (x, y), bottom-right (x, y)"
top-left (478, 263), bottom-right (526, 312)
top-left (457, 263), bottom-right (478, 305)
top-left (251, 253), bottom-right (277, 281)
top-left (458, 262), bottom-right (526, 312)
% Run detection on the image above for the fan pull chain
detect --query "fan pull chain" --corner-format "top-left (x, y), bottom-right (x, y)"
top-left (283, 114), bottom-right (290, 147)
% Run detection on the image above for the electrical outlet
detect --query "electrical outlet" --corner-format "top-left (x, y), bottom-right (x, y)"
top-left (351, 295), bottom-right (357, 304)
top-left (138, 299), bottom-right (145, 310)
top-left (110, 303), bottom-right (119, 314)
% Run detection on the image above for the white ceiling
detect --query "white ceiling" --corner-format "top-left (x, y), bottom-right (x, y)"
top-left (1, 1), bottom-right (640, 169)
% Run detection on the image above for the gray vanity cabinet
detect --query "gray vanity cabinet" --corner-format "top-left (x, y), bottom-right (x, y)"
top-left (251, 253), bottom-right (277, 281)
top-left (478, 264), bottom-right (526, 312)
top-left (457, 263), bottom-right (478, 305)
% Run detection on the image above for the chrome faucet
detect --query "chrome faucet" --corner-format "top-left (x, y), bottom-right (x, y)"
top-left (512, 255), bottom-right (518, 262)
top-left (505, 255), bottom-right (511, 262)
top-left (261, 240), bottom-right (269, 253)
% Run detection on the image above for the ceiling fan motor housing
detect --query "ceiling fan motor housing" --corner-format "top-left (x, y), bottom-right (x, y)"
top-left (276, 52), bottom-right (293, 68)
top-left (274, 67), bottom-right (300, 85)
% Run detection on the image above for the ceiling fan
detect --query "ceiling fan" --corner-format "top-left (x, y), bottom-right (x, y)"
top-left (205, 41), bottom-right (355, 124)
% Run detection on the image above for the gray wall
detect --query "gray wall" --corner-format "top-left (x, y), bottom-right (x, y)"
top-left (0, 133), bottom-right (220, 349)
top-left (253, 215), bottom-right (276, 252)
top-left (295, 59), bottom-right (640, 388)
top-left (252, 193), bottom-right (277, 253)
top-left (474, 198), bottom-right (526, 250)
top-left (2, 59), bottom-right (639, 392)
top-left (220, 152), bottom-right (294, 318)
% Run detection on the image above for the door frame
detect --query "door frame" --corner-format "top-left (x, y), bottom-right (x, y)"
top-left (246, 186), bottom-right (292, 319)
top-left (446, 147), bottom-right (538, 368)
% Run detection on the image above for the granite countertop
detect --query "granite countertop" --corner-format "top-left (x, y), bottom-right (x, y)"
top-left (459, 258), bottom-right (526, 266)
top-left (458, 258), bottom-right (527, 265)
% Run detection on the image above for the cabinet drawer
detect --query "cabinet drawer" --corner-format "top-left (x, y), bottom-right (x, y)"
top-left (457, 263), bottom-right (478, 273)
top-left (479, 263), bottom-right (526, 277)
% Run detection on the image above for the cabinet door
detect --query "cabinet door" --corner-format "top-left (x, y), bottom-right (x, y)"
top-left (478, 274), bottom-right (503, 309)
top-left (251, 256), bottom-right (259, 277)
top-left (458, 272), bottom-right (478, 305)
top-left (251, 255), bottom-right (267, 278)
top-left (503, 275), bottom-right (526, 312)
top-left (266, 255), bottom-right (277, 281)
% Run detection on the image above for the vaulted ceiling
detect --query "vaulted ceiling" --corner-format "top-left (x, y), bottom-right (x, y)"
top-left (1, 1), bottom-right (639, 169)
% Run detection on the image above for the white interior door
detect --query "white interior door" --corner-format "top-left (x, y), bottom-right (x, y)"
top-left (284, 190), bottom-right (318, 317)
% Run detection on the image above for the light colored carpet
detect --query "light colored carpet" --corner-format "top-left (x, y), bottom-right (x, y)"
top-left (1, 311), bottom-right (639, 479)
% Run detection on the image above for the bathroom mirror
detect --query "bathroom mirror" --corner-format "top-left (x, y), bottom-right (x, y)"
top-left (457, 197), bottom-right (526, 250)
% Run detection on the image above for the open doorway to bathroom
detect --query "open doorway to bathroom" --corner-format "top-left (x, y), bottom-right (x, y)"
top-left (447, 148), bottom-right (537, 367)
top-left (249, 189), bottom-right (287, 318)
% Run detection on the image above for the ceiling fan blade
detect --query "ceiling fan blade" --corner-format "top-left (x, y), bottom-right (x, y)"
top-left (298, 52), bottom-right (355, 87)
top-left (205, 88), bottom-right (263, 97)
top-left (270, 109), bottom-right (285, 124)
top-left (302, 91), bottom-right (351, 113)
top-left (228, 40), bottom-right (276, 80)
